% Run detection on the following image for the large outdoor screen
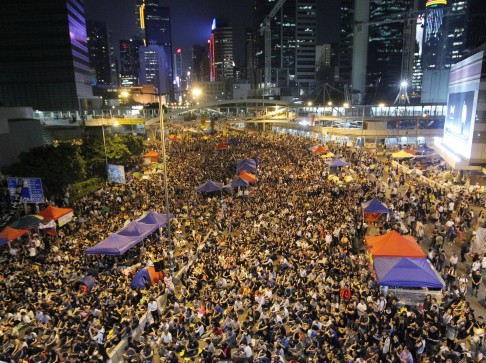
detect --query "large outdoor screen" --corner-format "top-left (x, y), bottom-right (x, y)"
top-left (443, 51), bottom-right (483, 159)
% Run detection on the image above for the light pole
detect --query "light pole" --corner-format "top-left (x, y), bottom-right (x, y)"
top-left (157, 94), bottom-right (175, 277)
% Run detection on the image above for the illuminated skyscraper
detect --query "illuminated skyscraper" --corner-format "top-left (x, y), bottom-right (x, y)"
top-left (87, 21), bottom-right (118, 86)
top-left (209, 20), bottom-right (234, 81)
top-left (119, 38), bottom-right (144, 87)
top-left (0, 0), bottom-right (93, 110)
top-left (135, 0), bottom-right (173, 94)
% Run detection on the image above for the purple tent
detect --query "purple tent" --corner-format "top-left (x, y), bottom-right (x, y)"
top-left (79, 276), bottom-right (97, 291)
top-left (362, 199), bottom-right (389, 214)
top-left (373, 257), bottom-right (444, 288)
top-left (231, 177), bottom-right (249, 189)
top-left (117, 220), bottom-right (157, 238)
top-left (85, 233), bottom-right (140, 256)
top-left (137, 211), bottom-right (173, 228)
top-left (0, 237), bottom-right (8, 246)
top-left (131, 268), bottom-right (151, 289)
top-left (236, 159), bottom-right (257, 174)
top-left (329, 158), bottom-right (349, 167)
top-left (197, 180), bottom-right (223, 193)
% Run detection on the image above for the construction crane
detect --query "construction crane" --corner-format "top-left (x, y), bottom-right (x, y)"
top-left (353, 5), bottom-right (465, 104)
top-left (259, 0), bottom-right (287, 88)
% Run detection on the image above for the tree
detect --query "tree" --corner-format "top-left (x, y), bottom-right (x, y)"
top-left (9, 144), bottom-right (86, 196)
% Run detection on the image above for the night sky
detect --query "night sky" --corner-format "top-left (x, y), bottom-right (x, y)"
top-left (84, 0), bottom-right (340, 67)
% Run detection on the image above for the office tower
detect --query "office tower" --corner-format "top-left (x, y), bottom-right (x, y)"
top-left (209, 20), bottom-right (234, 81)
top-left (136, 0), bottom-right (173, 94)
top-left (254, 0), bottom-right (317, 94)
top-left (174, 48), bottom-right (183, 101)
top-left (139, 42), bottom-right (171, 93)
top-left (467, 0), bottom-right (486, 49)
top-left (191, 45), bottom-right (209, 82)
top-left (338, 0), bottom-right (355, 87)
top-left (245, 29), bottom-right (257, 87)
top-left (366, 0), bottom-right (416, 103)
top-left (316, 44), bottom-right (338, 86)
top-left (87, 21), bottom-right (118, 86)
top-left (0, 0), bottom-right (93, 110)
top-left (119, 38), bottom-right (144, 87)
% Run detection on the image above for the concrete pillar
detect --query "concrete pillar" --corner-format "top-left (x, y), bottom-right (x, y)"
top-left (351, 0), bottom-right (370, 102)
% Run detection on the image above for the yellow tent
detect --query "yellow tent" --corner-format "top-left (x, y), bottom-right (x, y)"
top-left (391, 150), bottom-right (414, 159)
top-left (320, 152), bottom-right (334, 159)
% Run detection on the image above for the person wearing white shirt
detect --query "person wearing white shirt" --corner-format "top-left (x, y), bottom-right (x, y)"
top-left (159, 330), bottom-right (172, 345)
top-left (147, 297), bottom-right (160, 325)
top-left (450, 253), bottom-right (458, 268)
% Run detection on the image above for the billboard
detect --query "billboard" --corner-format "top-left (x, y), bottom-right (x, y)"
top-left (107, 164), bottom-right (126, 184)
top-left (443, 51), bottom-right (484, 159)
top-left (7, 177), bottom-right (45, 204)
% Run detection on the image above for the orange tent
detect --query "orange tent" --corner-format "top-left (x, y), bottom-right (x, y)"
top-left (365, 230), bottom-right (426, 258)
top-left (239, 170), bottom-right (257, 183)
top-left (36, 205), bottom-right (74, 227)
top-left (215, 143), bottom-right (229, 150)
top-left (312, 145), bottom-right (328, 154)
top-left (403, 148), bottom-right (417, 155)
top-left (169, 134), bottom-right (181, 142)
top-left (144, 151), bottom-right (160, 163)
top-left (0, 226), bottom-right (29, 242)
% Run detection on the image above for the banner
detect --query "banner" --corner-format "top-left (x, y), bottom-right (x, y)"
top-left (7, 177), bottom-right (45, 204)
top-left (57, 211), bottom-right (74, 227)
top-left (107, 164), bottom-right (126, 184)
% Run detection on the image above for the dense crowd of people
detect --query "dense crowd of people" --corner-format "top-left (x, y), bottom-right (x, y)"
top-left (0, 130), bottom-right (485, 363)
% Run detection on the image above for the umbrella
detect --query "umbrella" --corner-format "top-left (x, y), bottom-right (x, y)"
top-left (10, 215), bottom-right (44, 229)
top-left (320, 152), bottom-right (334, 159)
top-left (133, 172), bottom-right (143, 178)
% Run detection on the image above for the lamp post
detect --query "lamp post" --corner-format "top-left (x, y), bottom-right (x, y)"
top-left (157, 94), bottom-right (175, 277)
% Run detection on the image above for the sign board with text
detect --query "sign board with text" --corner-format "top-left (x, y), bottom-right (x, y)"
top-left (7, 177), bottom-right (45, 204)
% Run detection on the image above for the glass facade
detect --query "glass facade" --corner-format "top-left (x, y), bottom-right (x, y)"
top-left (0, 0), bottom-right (93, 111)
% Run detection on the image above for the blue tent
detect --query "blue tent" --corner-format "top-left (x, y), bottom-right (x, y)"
top-left (197, 180), bottom-right (223, 193)
top-left (0, 238), bottom-right (8, 246)
top-left (228, 138), bottom-right (240, 146)
top-left (231, 177), bottom-right (249, 189)
top-left (329, 158), bottom-right (349, 167)
top-left (85, 233), bottom-right (141, 256)
top-left (137, 211), bottom-right (173, 228)
top-left (236, 159), bottom-right (257, 174)
top-left (362, 199), bottom-right (389, 214)
top-left (131, 268), bottom-right (152, 289)
top-left (117, 220), bottom-right (157, 238)
top-left (85, 212), bottom-right (171, 256)
top-left (373, 257), bottom-right (444, 289)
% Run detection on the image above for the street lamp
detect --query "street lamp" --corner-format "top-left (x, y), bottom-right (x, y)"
top-left (102, 121), bottom-right (119, 167)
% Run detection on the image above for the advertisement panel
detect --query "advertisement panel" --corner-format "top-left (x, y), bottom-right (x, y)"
top-left (7, 177), bottom-right (45, 204)
top-left (443, 51), bottom-right (484, 159)
top-left (107, 164), bottom-right (126, 184)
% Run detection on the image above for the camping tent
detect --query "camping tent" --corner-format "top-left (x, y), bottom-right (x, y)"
top-left (239, 171), bottom-right (257, 183)
top-left (236, 159), bottom-right (257, 174)
top-left (373, 257), bottom-right (444, 289)
top-left (312, 145), bottom-right (329, 154)
top-left (329, 158), bottom-right (349, 168)
top-left (169, 134), bottom-right (181, 142)
top-left (144, 151), bottom-right (160, 163)
top-left (231, 177), bottom-right (249, 189)
top-left (36, 205), bottom-right (74, 227)
top-left (116, 220), bottom-right (157, 239)
top-left (131, 266), bottom-right (164, 289)
top-left (391, 150), bottom-right (414, 159)
top-left (197, 180), bottom-right (223, 193)
top-left (366, 230), bottom-right (426, 258)
top-left (76, 275), bottom-right (97, 293)
top-left (320, 152), bottom-right (335, 159)
top-left (0, 226), bottom-right (29, 246)
top-left (362, 199), bottom-right (389, 222)
top-left (85, 233), bottom-right (139, 256)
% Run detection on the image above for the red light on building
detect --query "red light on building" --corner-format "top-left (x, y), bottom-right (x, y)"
top-left (177, 48), bottom-right (182, 54)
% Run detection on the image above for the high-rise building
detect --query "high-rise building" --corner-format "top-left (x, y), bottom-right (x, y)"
top-left (366, 0), bottom-right (416, 103)
top-left (87, 21), bottom-right (118, 86)
top-left (209, 20), bottom-right (234, 81)
top-left (139, 42), bottom-right (172, 94)
top-left (245, 29), bottom-right (256, 88)
top-left (0, 0), bottom-right (93, 110)
top-left (254, 0), bottom-right (318, 95)
top-left (338, 0), bottom-right (355, 87)
top-left (136, 0), bottom-right (173, 95)
top-left (467, 0), bottom-right (486, 50)
top-left (316, 44), bottom-right (338, 86)
top-left (119, 38), bottom-right (144, 87)
top-left (191, 45), bottom-right (210, 82)
top-left (173, 48), bottom-right (184, 101)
